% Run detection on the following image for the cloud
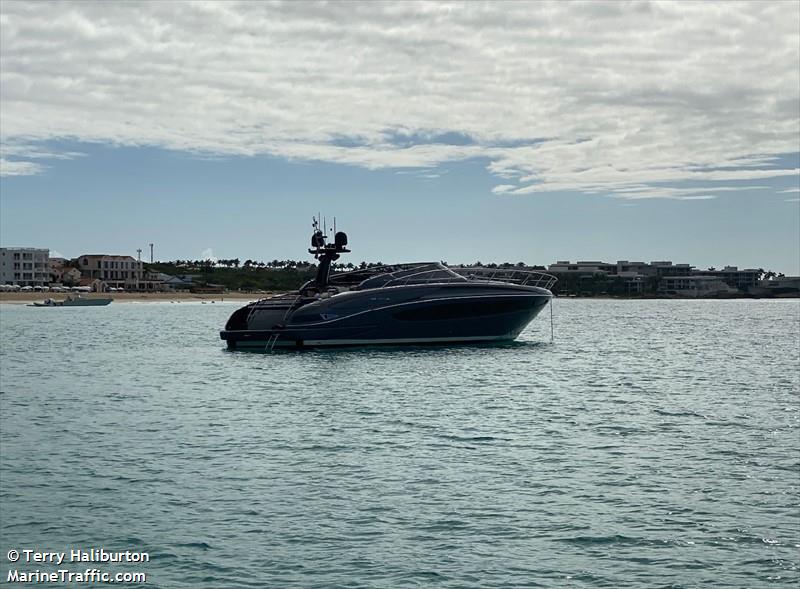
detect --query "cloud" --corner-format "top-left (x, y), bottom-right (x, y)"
top-left (0, 142), bottom-right (85, 176)
top-left (492, 184), bottom-right (517, 194)
top-left (200, 248), bottom-right (217, 262)
top-left (0, 157), bottom-right (45, 176)
top-left (778, 187), bottom-right (800, 193)
top-left (1, 1), bottom-right (798, 197)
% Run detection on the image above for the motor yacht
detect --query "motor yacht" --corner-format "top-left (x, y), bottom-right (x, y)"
top-left (220, 219), bottom-right (556, 349)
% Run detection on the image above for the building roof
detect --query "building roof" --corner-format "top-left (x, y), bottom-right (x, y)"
top-left (78, 254), bottom-right (138, 260)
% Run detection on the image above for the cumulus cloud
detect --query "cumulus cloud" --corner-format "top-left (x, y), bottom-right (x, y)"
top-left (1, 1), bottom-right (798, 197)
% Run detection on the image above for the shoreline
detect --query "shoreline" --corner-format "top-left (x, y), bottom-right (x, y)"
top-left (1, 292), bottom-right (796, 305)
top-left (0, 292), bottom-right (272, 305)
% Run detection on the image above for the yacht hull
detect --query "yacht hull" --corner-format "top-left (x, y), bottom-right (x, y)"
top-left (221, 284), bottom-right (551, 349)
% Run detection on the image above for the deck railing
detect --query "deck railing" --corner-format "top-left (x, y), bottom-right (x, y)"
top-left (378, 266), bottom-right (558, 290)
top-left (451, 267), bottom-right (558, 290)
top-left (382, 268), bottom-right (467, 288)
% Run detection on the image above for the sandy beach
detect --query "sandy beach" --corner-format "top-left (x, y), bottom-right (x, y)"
top-left (0, 292), bottom-right (272, 304)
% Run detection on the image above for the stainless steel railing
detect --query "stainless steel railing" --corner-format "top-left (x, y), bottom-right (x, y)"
top-left (451, 267), bottom-right (558, 290)
top-left (378, 266), bottom-right (558, 290)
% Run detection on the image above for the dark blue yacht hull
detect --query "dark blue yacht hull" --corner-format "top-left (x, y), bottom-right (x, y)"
top-left (220, 283), bottom-right (551, 349)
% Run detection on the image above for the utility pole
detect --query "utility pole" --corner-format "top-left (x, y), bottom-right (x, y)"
top-left (136, 248), bottom-right (142, 291)
top-left (149, 243), bottom-right (154, 264)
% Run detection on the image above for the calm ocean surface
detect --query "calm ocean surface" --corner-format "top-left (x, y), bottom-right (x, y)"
top-left (1, 299), bottom-right (798, 588)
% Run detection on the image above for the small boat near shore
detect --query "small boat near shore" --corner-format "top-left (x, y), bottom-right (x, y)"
top-left (30, 295), bottom-right (113, 307)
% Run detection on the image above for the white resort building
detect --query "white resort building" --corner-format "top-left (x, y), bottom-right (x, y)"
top-left (0, 247), bottom-right (50, 286)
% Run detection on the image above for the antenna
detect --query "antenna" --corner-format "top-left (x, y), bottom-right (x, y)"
top-left (334, 217), bottom-right (336, 234)
top-left (323, 216), bottom-right (327, 235)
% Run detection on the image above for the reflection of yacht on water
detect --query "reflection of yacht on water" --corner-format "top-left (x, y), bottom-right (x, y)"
top-left (220, 218), bottom-right (556, 350)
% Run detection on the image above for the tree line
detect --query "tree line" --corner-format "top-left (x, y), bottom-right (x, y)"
top-left (157, 259), bottom-right (541, 271)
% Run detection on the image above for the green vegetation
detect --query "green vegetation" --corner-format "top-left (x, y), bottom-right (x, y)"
top-left (146, 261), bottom-right (317, 291)
top-left (144, 259), bottom-right (537, 292)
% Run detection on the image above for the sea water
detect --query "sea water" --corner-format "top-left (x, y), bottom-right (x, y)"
top-left (0, 299), bottom-right (798, 587)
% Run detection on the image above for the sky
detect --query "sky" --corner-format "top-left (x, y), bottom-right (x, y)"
top-left (1, 1), bottom-right (799, 273)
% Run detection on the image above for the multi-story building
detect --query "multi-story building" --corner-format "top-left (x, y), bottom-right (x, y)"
top-left (547, 260), bottom-right (692, 277)
top-left (547, 260), bottom-right (652, 295)
top-left (0, 247), bottom-right (50, 286)
top-left (692, 266), bottom-right (761, 290)
top-left (658, 276), bottom-right (739, 297)
top-left (76, 254), bottom-right (144, 290)
top-left (646, 261), bottom-right (694, 277)
top-left (548, 260), bottom-right (617, 275)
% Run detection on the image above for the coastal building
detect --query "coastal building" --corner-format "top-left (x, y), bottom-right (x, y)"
top-left (750, 276), bottom-right (800, 297)
top-left (0, 247), bottom-right (50, 286)
top-left (48, 258), bottom-right (82, 285)
top-left (49, 257), bottom-right (63, 283)
top-left (547, 260), bottom-right (692, 277)
top-left (548, 261), bottom-right (617, 275)
top-left (547, 260), bottom-right (655, 294)
top-left (58, 267), bottom-right (82, 286)
top-left (658, 276), bottom-right (739, 297)
top-left (692, 266), bottom-right (761, 290)
top-left (647, 261), bottom-right (694, 277)
top-left (77, 254), bottom-right (144, 290)
top-left (64, 268), bottom-right (82, 285)
top-left (162, 274), bottom-right (200, 290)
top-left (138, 270), bottom-right (166, 291)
